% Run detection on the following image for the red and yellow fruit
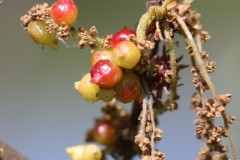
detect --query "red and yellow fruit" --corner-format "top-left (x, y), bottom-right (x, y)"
top-left (90, 60), bottom-right (123, 88)
top-left (114, 72), bottom-right (141, 103)
top-left (50, 0), bottom-right (78, 25)
top-left (112, 41), bottom-right (141, 69)
top-left (27, 20), bottom-right (58, 50)
top-left (111, 27), bottom-right (136, 48)
top-left (98, 88), bottom-right (116, 102)
top-left (92, 121), bottom-right (117, 145)
top-left (66, 144), bottom-right (102, 160)
top-left (90, 49), bottom-right (113, 66)
top-left (74, 73), bottom-right (100, 102)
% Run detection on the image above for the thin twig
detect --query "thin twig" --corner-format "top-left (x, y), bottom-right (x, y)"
top-left (142, 77), bottom-right (158, 159)
top-left (171, 12), bottom-right (217, 97)
top-left (222, 111), bottom-right (236, 160)
top-left (137, 0), bottom-right (173, 43)
top-left (148, 97), bottom-right (156, 159)
top-left (140, 98), bottom-right (148, 136)
top-left (163, 21), bottom-right (178, 102)
top-left (195, 31), bottom-right (237, 160)
top-left (172, 12), bottom-right (237, 160)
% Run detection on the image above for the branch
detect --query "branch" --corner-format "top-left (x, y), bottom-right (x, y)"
top-left (172, 12), bottom-right (237, 160)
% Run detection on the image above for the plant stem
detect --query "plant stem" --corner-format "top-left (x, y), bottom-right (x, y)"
top-left (163, 21), bottom-right (178, 102)
top-left (222, 111), bottom-right (236, 160)
top-left (142, 77), bottom-right (157, 159)
top-left (195, 30), bottom-right (237, 160)
top-left (148, 97), bottom-right (156, 158)
top-left (137, 0), bottom-right (173, 43)
top-left (172, 12), bottom-right (236, 160)
top-left (140, 98), bottom-right (148, 136)
top-left (170, 12), bottom-right (217, 97)
top-left (136, 9), bottom-right (155, 43)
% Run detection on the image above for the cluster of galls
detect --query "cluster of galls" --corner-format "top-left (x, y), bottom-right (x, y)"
top-left (75, 28), bottom-right (142, 103)
top-left (20, 0), bottom-right (78, 50)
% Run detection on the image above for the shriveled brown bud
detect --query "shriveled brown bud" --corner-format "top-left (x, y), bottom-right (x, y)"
top-left (205, 61), bottom-right (216, 73)
top-left (218, 94), bottom-right (232, 105)
top-left (200, 51), bottom-right (209, 59)
top-left (176, 1), bottom-right (192, 15)
top-left (201, 31), bottom-right (211, 42)
top-left (145, 122), bottom-right (153, 133)
top-left (227, 115), bottom-right (236, 124)
top-left (154, 128), bottom-right (163, 140)
top-left (57, 23), bottom-right (70, 39)
top-left (167, 102), bottom-right (178, 111)
top-left (89, 26), bottom-right (98, 36)
top-left (154, 150), bottom-right (165, 160)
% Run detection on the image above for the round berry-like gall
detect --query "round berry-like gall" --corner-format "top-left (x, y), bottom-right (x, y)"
top-left (92, 121), bottom-right (117, 145)
top-left (90, 60), bottom-right (123, 88)
top-left (113, 72), bottom-right (141, 103)
top-left (111, 27), bottom-right (136, 48)
top-left (90, 49), bottom-right (113, 66)
top-left (50, 0), bottom-right (78, 25)
top-left (83, 145), bottom-right (102, 160)
top-left (27, 20), bottom-right (58, 50)
top-left (66, 144), bottom-right (102, 160)
top-left (74, 73), bottom-right (100, 102)
top-left (112, 41), bottom-right (141, 69)
top-left (98, 88), bottom-right (116, 102)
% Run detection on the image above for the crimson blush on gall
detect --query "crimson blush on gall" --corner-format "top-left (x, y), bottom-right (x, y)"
top-left (90, 60), bottom-right (123, 88)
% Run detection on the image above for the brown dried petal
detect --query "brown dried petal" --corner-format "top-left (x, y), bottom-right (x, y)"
top-left (218, 94), bottom-right (232, 105)
top-left (191, 92), bottom-right (202, 108)
top-left (186, 41), bottom-right (193, 54)
top-left (192, 76), bottom-right (200, 85)
top-left (138, 137), bottom-right (151, 153)
top-left (141, 155), bottom-right (152, 160)
top-left (219, 145), bottom-right (228, 153)
top-left (138, 40), bottom-right (155, 51)
top-left (208, 126), bottom-right (225, 143)
top-left (164, 70), bottom-right (172, 83)
top-left (196, 125), bottom-right (208, 138)
top-left (45, 19), bottom-right (58, 34)
top-left (154, 128), bottom-right (163, 140)
top-left (167, 102), bottom-right (178, 111)
top-left (205, 61), bottom-right (216, 73)
top-left (212, 154), bottom-right (228, 160)
top-left (57, 23), bottom-right (70, 39)
top-left (212, 103), bottom-right (225, 117)
top-left (128, 34), bottom-right (137, 43)
top-left (193, 119), bottom-right (202, 125)
top-left (227, 115), bottom-right (236, 124)
top-left (154, 150), bottom-right (165, 160)
top-left (79, 31), bottom-right (91, 48)
top-left (20, 15), bottom-right (32, 26)
top-left (201, 31), bottom-right (211, 42)
top-left (200, 51), bottom-right (209, 59)
top-left (145, 122), bottom-right (153, 133)
top-left (102, 35), bottom-right (112, 49)
top-left (28, 3), bottom-right (50, 21)
top-left (185, 10), bottom-right (202, 31)
top-left (191, 67), bottom-right (199, 74)
top-left (176, 1), bottom-right (192, 16)
top-left (89, 26), bottom-right (98, 36)
top-left (198, 145), bottom-right (210, 156)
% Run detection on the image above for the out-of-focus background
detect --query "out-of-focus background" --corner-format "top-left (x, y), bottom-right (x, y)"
top-left (0, 0), bottom-right (239, 159)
